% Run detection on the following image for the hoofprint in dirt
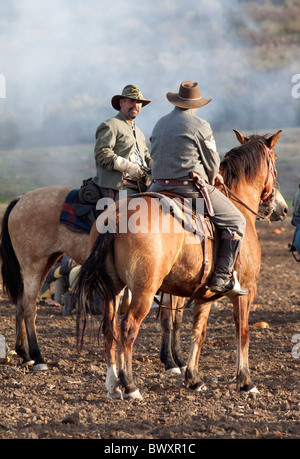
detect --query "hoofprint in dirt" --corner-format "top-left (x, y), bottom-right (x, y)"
top-left (0, 218), bottom-right (299, 439)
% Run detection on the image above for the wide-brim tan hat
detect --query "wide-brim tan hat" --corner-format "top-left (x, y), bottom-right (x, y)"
top-left (111, 84), bottom-right (151, 111)
top-left (167, 81), bottom-right (211, 109)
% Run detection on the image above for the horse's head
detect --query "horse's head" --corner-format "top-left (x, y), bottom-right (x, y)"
top-left (233, 129), bottom-right (282, 211)
top-left (258, 187), bottom-right (288, 221)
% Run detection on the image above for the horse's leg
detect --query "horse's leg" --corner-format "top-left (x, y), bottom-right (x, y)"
top-left (104, 295), bottom-right (122, 399)
top-left (231, 295), bottom-right (256, 392)
top-left (120, 287), bottom-right (131, 314)
top-left (185, 300), bottom-right (212, 390)
top-left (172, 297), bottom-right (187, 372)
top-left (15, 295), bottom-right (47, 369)
top-left (19, 271), bottom-right (49, 370)
top-left (159, 295), bottom-right (181, 374)
top-left (118, 291), bottom-right (154, 400)
top-left (159, 296), bottom-right (187, 374)
top-left (16, 255), bottom-right (61, 370)
top-left (15, 300), bottom-right (32, 365)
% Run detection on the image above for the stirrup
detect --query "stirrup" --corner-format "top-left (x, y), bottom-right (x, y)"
top-left (224, 271), bottom-right (248, 297)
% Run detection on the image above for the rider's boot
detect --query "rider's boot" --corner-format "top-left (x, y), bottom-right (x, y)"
top-left (209, 238), bottom-right (248, 296)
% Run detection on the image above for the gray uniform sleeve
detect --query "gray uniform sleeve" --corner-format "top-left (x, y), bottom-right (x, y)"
top-left (293, 190), bottom-right (300, 216)
top-left (94, 121), bottom-right (118, 171)
top-left (194, 120), bottom-right (220, 185)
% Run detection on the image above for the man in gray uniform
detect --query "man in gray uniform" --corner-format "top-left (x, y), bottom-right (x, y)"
top-left (149, 81), bottom-right (247, 295)
top-left (92, 84), bottom-right (152, 200)
top-left (291, 182), bottom-right (300, 255)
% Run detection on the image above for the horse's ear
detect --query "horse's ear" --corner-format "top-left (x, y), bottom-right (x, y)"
top-left (266, 130), bottom-right (282, 149)
top-left (233, 129), bottom-right (249, 144)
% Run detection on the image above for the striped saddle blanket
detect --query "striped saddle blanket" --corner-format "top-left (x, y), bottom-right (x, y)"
top-left (59, 189), bottom-right (94, 234)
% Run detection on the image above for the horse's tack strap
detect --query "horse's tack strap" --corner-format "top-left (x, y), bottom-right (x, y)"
top-left (184, 213), bottom-right (211, 309)
top-left (189, 171), bottom-right (215, 217)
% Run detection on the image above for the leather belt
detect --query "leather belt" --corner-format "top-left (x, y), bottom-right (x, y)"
top-left (152, 179), bottom-right (195, 187)
top-left (153, 175), bottom-right (214, 218)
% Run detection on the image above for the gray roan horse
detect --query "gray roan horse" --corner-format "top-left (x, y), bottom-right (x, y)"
top-left (74, 130), bottom-right (286, 400)
top-left (0, 184), bottom-right (136, 370)
top-left (0, 186), bottom-right (91, 370)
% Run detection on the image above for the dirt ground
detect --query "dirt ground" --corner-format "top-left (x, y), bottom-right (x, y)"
top-left (0, 217), bottom-right (299, 441)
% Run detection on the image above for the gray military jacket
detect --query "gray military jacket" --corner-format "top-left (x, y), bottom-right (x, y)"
top-left (93, 111), bottom-right (150, 190)
top-left (150, 107), bottom-right (220, 185)
top-left (292, 188), bottom-right (300, 227)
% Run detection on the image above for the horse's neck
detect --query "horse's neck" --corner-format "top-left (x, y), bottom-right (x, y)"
top-left (229, 181), bottom-right (262, 222)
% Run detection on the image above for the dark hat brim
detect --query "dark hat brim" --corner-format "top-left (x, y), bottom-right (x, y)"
top-left (111, 95), bottom-right (151, 111)
top-left (166, 92), bottom-right (211, 109)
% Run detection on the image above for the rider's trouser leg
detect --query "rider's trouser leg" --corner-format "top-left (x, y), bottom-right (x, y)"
top-left (209, 237), bottom-right (247, 295)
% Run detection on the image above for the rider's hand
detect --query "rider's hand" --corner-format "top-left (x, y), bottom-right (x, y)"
top-left (126, 162), bottom-right (145, 179)
top-left (114, 157), bottom-right (145, 179)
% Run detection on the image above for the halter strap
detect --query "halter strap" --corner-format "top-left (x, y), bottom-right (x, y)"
top-left (260, 145), bottom-right (277, 202)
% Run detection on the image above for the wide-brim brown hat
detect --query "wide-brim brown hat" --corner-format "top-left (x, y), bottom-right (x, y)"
top-left (111, 84), bottom-right (151, 111)
top-left (166, 81), bottom-right (211, 109)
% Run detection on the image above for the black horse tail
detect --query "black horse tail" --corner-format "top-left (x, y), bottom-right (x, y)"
top-left (75, 230), bottom-right (117, 348)
top-left (0, 198), bottom-right (23, 304)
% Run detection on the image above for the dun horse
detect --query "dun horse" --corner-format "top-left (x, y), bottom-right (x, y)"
top-left (159, 174), bottom-right (288, 375)
top-left (75, 130), bottom-right (285, 400)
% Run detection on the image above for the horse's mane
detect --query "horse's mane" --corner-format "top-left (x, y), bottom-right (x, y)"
top-left (220, 135), bottom-right (269, 189)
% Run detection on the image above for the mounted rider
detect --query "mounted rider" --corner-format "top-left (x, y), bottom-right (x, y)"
top-left (91, 84), bottom-right (152, 201)
top-left (149, 81), bottom-right (247, 296)
top-left (291, 182), bottom-right (300, 258)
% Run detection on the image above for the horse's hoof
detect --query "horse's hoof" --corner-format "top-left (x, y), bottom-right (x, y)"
top-left (107, 388), bottom-right (123, 400)
top-left (180, 365), bottom-right (187, 374)
top-left (195, 382), bottom-right (207, 392)
top-left (33, 363), bottom-right (48, 371)
top-left (124, 389), bottom-right (143, 400)
top-left (248, 386), bottom-right (259, 394)
top-left (239, 382), bottom-right (258, 393)
top-left (166, 367), bottom-right (181, 375)
top-left (22, 359), bottom-right (35, 367)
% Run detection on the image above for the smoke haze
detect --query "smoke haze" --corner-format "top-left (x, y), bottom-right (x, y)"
top-left (0, 0), bottom-right (299, 149)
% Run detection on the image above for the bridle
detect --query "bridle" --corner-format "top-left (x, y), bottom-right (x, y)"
top-left (260, 145), bottom-right (277, 202)
top-left (223, 143), bottom-right (277, 221)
